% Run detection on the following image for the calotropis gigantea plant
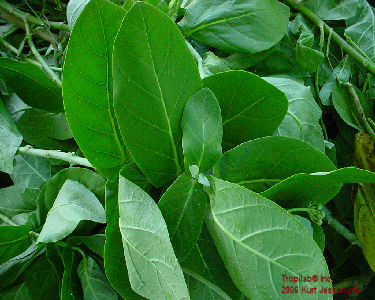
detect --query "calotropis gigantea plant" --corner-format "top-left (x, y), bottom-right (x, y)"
top-left (1, 0), bottom-right (375, 298)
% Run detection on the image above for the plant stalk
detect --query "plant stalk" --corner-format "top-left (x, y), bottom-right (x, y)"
top-left (323, 207), bottom-right (361, 247)
top-left (282, 0), bottom-right (375, 75)
top-left (0, 211), bottom-right (19, 226)
top-left (24, 18), bottom-right (62, 87)
top-left (18, 146), bottom-right (93, 168)
top-left (0, 1), bottom-right (69, 32)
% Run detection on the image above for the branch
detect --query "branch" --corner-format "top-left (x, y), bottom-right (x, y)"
top-left (18, 146), bottom-right (93, 168)
top-left (24, 18), bottom-right (62, 87)
top-left (0, 211), bottom-right (18, 226)
top-left (323, 207), bottom-right (361, 247)
top-left (282, 0), bottom-right (375, 75)
top-left (0, 1), bottom-right (69, 32)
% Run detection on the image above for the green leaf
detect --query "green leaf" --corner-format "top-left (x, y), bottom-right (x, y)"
top-left (0, 97), bottom-right (22, 174)
top-left (61, 247), bottom-right (83, 300)
top-left (178, 0), bottom-right (290, 53)
top-left (158, 173), bottom-right (208, 260)
top-left (264, 77), bottom-right (325, 152)
top-left (183, 268), bottom-right (231, 300)
top-left (293, 216), bottom-right (325, 251)
top-left (0, 243), bottom-right (44, 288)
top-left (0, 282), bottom-right (31, 300)
top-left (24, 255), bottom-right (60, 299)
top-left (14, 109), bottom-right (73, 140)
top-left (214, 136), bottom-right (335, 193)
top-left (304, 0), bottom-right (357, 20)
top-left (119, 163), bottom-right (149, 191)
top-left (182, 224), bottom-right (242, 299)
top-left (113, 2), bottom-right (202, 187)
top-left (0, 186), bottom-right (37, 225)
top-left (296, 29), bottom-right (324, 73)
top-left (104, 181), bottom-right (143, 299)
top-left (203, 71), bottom-right (288, 149)
top-left (200, 52), bottom-right (230, 78)
top-left (320, 56), bottom-right (352, 106)
top-left (182, 88), bottom-right (222, 172)
top-left (66, 0), bottom-right (91, 29)
top-left (0, 58), bottom-right (63, 113)
top-left (332, 84), bottom-right (373, 130)
top-left (78, 256), bottom-right (118, 300)
top-left (11, 154), bottom-right (51, 190)
top-left (262, 167), bottom-right (375, 207)
top-left (345, 0), bottom-right (375, 61)
top-left (37, 180), bottom-right (105, 244)
top-left (33, 167), bottom-right (106, 228)
top-left (69, 234), bottom-right (105, 258)
top-left (205, 177), bottom-right (332, 299)
top-left (63, 0), bottom-right (128, 180)
top-left (0, 225), bottom-right (32, 264)
top-left (118, 175), bottom-right (190, 298)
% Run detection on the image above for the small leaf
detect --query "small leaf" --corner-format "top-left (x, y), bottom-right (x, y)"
top-left (0, 58), bottom-right (63, 113)
top-left (264, 77), bottom-right (325, 152)
top-left (60, 247), bottom-right (83, 300)
top-left (203, 71), bottom-right (288, 149)
top-left (69, 234), bottom-right (105, 258)
top-left (78, 256), bottom-right (118, 300)
top-left (113, 2), bottom-right (202, 187)
top-left (158, 173), bottom-right (208, 260)
top-left (205, 177), bottom-right (332, 299)
top-left (118, 175), bottom-right (190, 298)
top-left (37, 180), bottom-right (105, 244)
top-left (0, 225), bottom-right (32, 264)
top-left (179, 0), bottom-right (290, 53)
top-left (11, 154), bottom-right (51, 190)
top-left (0, 97), bottom-right (22, 174)
top-left (182, 88), bottom-right (222, 172)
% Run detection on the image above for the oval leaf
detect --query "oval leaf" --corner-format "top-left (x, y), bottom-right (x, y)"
top-left (178, 0), bottom-right (290, 53)
top-left (118, 175), bottom-right (190, 299)
top-left (206, 177), bottom-right (332, 299)
top-left (63, 0), bottom-right (128, 179)
top-left (182, 88), bottom-right (222, 173)
top-left (113, 2), bottom-right (202, 187)
top-left (203, 71), bottom-right (288, 149)
top-left (0, 225), bottom-right (31, 265)
top-left (37, 180), bottom-right (106, 244)
top-left (0, 58), bottom-right (63, 113)
top-left (158, 173), bottom-right (208, 260)
top-left (214, 136), bottom-right (336, 193)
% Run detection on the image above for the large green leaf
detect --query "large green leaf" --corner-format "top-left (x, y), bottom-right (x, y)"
top-left (33, 167), bottom-right (106, 227)
top-left (63, 0), bottom-right (128, 179)
top-left (0, 58), bottom-right (63, 113)
top-left (213, 136), bottom-right (336, 192)
top-left (203, 71), bottom-right (288, 149)
top-left (113, 2), bottom-right (202, 187)
top-left (37, 180), bottom-right (105, 244)
top-left (183, 268), bottom-right (231, 300)
top-left (264, 77), bottom-right (325, 152)
top-left (178, 0), bottom-right (290, 53)
top-left (118, 175), bottom-right (190, 299)
top-left (262, 167), bottom-right (375, 207)
top-left (11, 154), bottom-right (51, 190)
top-left (104, 181), bottom-right (143, 299)
top-left (182, 88), bottom-right (222, 172)
top-left (0, 282), bottom-right (31, 300)
top-left (0, 225), bottom-right (32, 264)
top-left (158, 173), bottom-right (208, 260)
top-left (345, 0), bottom-right (375, 61)
top-left (66, 0), bottom-right (90, 29)
top-left (0, 97), bottom-right (22, 174)
top-left (205, 177), bottom-right (332, 299)
top-left (78, 256), bottom-right (118, 300)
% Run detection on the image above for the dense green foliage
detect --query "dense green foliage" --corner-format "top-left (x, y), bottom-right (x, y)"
top-left (1, 0), bottom-right (375, 298)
